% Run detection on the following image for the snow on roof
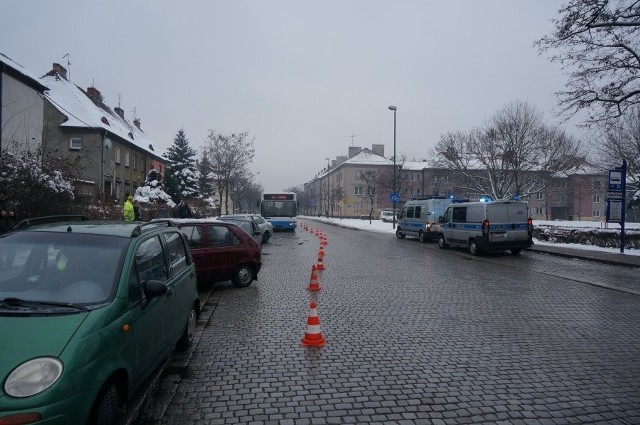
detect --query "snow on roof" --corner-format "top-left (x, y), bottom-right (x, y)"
top-left (344, 148), bottom-right (393, 165)
top-left (41, 72), bottom-right (159, 158)
top-left (401, 161), bottom-right (430, 171)
top-left (0, 52), bottom-right (48, 91)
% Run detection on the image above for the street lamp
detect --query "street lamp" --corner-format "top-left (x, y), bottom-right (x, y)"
top-left (388, 105), bottom-right (397, 229)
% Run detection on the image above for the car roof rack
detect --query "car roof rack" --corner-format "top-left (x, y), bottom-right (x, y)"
top-left (12, 215), bottom-right (89, 230)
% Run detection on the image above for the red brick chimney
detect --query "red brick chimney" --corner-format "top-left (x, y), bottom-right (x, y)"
top-left (114, 106), bottom-right (125, 119)
top-left (86, 87), bottom-right (103, 103)
top-left (133, 118), bottom-right (141, 130)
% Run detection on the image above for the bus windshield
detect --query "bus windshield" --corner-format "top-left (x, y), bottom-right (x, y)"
top-left (261, 200), bottom-right (297, 218)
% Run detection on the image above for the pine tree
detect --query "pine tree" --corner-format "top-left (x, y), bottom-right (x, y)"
top-left (164, 128), bottom-right (199, 200)
top-left (198, 153), bottom-right (214, 199)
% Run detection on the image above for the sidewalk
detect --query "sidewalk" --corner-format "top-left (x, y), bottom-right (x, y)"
top-left (526, 243), bottom-right (640, 269)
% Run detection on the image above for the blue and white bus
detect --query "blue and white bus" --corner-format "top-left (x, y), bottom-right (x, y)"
top-left (259, 192), bottom-right (297, 231)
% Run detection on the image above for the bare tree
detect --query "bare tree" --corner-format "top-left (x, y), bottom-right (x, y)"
top-left (202, 131), bottom-right (255, 214)
top-left (592, 105), bottom-right (640, 207)
top-left (358, 169), bottom-right (378, 221)
top-left (536, 0), bottom-right (640, 126)
top-left (432, 101), bottom-right (584, 200)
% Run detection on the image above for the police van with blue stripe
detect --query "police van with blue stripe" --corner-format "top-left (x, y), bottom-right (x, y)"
top-left (436, 200), bottom-right (533, 255)
top-left (396, 196), bottom-right (453, 242)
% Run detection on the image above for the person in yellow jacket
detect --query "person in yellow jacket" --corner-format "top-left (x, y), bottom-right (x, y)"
top-left (123, 195), bottom-right (135, 221)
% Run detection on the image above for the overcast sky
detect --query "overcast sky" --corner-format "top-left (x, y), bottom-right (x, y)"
top-left (1, 0), bottom-right (578, 192)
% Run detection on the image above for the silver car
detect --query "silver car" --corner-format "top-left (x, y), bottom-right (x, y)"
top-left (218, 216), bottom-right (264, 245)
top-left (220, 214), bottom-right (273, 244)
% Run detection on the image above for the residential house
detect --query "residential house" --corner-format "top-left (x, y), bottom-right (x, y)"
top-left (0, 53), bottom-right (48, 154)
top-left (41, 63), bottom-right (165, 201)
top-left (306, 146), bottom-right (611, 221)
top-left (305, 145), bottom-right (393, 217)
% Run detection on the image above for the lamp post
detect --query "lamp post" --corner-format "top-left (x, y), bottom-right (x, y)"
top-left (388, 105), bottom-right (397, 229)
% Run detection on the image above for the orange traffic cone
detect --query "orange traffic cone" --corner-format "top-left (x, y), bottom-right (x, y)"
top-left (301, 301), bottom-right (325, 347)
top-left (307, 265), bottom-right (321, 291)
top-left (316, 254), bottom-right (325, 270)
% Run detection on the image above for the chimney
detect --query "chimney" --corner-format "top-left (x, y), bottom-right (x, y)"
top-left (51, 63), bottom-right (68, 80)
top-left (114, 106), bottom-right (125, 119)
top-left (86, 87), bottom-right (103, 103)
top-left (133, 118), bottom-right (141, 130)
top-left (371, 144), bottom-right (385, 157)
top-left (348, 146), bottom-right (361, 158)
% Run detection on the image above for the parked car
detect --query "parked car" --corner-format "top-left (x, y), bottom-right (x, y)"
top-left (155, 218), bottom-right (262, 287)
top-left (0, 217), bottom-right (200, 425)
top-left (220, 214), bottom-right (273, 244)
top-left (217, 216), bottom-right (263, 245)
top-left (379, 210), bottom-right (395, 223)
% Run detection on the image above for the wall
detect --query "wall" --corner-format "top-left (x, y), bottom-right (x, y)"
top-left (1, 73), bottom-right (43, 153)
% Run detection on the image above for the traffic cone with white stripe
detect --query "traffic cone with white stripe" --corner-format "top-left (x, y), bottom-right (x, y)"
top-left (301, 301), bottom-right (325, 347)
top-left (307, 265), bottom-right (321, 292)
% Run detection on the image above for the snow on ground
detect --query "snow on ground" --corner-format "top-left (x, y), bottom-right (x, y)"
top-left (299, 216), bottom-right (640, 257)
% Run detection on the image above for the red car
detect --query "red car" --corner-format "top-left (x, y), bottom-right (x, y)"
top-left (154, 219), bottom-right (262, 287)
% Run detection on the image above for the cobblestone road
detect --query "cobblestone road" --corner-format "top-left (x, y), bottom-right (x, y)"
top-left (153, 221), bottom-right (640, 425)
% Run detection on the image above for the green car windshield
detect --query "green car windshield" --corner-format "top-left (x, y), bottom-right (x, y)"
top-left (0, 232), bottom-right (127, 308)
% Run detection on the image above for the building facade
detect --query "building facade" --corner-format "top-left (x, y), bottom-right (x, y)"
top-left (41, 64), bottom-right (165, 201)
top-left (1, 53), bottom-right (47, 154)
top-left (305, 145), bottom-right (612, 222)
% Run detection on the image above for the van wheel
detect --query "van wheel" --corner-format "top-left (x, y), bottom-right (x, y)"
top-left (418, 231), bottom-right (427, 243)
top-left (396, 229), bottom-right (405, 239)
top-left (438, 234), bottom-right (448, 249)
top-left (510, 248), bottom-right (522, 255)
top-left (469, 239), bottom-right (481, 256)
top-left (232, 265), bottom-right (254, 287)
top-left (263, 231), bottom-right (271, 244)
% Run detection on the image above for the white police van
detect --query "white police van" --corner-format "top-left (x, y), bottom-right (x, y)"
top-left (396, 196), bottom-right (453, 242)
top-left (436, 200), bottom-right (533, 255)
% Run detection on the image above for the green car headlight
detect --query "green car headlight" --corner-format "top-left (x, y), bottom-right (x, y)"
top-left (4, 357), bottom-right (64, 397)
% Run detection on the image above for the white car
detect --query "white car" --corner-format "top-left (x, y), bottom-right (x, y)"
top-left (220, 214), bottom-right (273, 244)
top-left (380, 210), bottom-right (395, 222)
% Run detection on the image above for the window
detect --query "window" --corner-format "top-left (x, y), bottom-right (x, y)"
top-left (355, 186), bottom-right (362, 195)
top-left (124, 151), bottom-right (130, 167)
top-left (207, 226), bottom-right (233, 247)
top-left (367, 187), bottom-right (375, 196)
top-left (132, 236), bottom-right (168, 284)
top-left (536, 207), bottom-right (543, 215)
top-left (163, 232), bottom-right (187, 275)
top-left (536, 192), bottom-right (543, 200)
top-left (593, 194), bottom-right (601, 203)
top-left (414, 206), bottom-right (422, 218)
top-left (355, 171), bottom-right (363, 179)
top-left (452, 207), bottom-right (467, 223)
top-left (593, 210), bottom-right (601, 217)
top-left (180, 225), bottom-right (203, 248)
top-left (416, 174), bottom-right (422, 182)
top-left (115, 147), bottom-right (121, 164)
top-left (133, 154), bottom-right (138, 170)
top-left (69, 137), bottom-right (82, 150)
top-left (593, 180), bottom-right (601, 189)
top-left (406, 206), bottom-right (415, 218)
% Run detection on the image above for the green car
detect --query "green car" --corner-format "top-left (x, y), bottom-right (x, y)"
top-left (0, 218), bottom-right (200, 425)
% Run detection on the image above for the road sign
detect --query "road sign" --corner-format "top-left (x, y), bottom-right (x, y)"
top-left (609, 169), bottom-right (623, 192)
top-left (606, 198), bottom-right (623, 223)
top-left (390, 192), bottom-right (400, 204)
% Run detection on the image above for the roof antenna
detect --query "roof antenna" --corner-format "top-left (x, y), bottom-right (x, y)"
top-left (346, 133), bottom-right (357, 146)
top-left (62, 53), bottom-right (71, 80)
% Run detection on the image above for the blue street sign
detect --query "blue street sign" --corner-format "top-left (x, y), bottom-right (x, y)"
top-left (390, 192), bottom-right (400, 204)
